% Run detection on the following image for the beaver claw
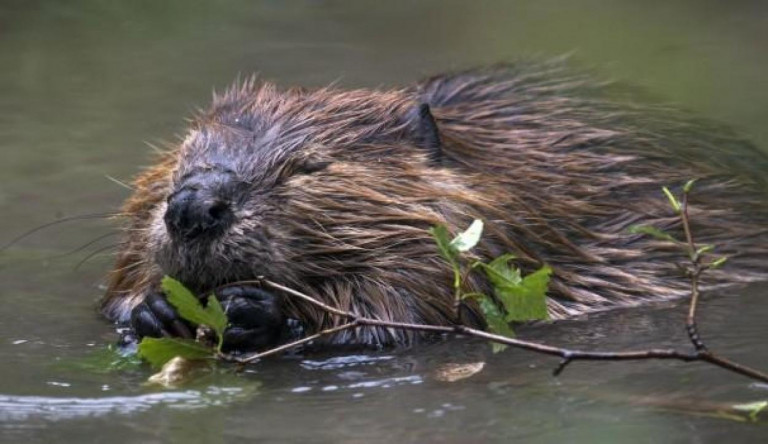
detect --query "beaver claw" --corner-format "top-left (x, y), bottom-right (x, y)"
top-left (127, 285), bottom-right (297, 353)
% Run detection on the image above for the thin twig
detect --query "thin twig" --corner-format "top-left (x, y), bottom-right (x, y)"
top-left (257, 279), bottom-right (350, 317)
top-left (454, 266), bottom-right (473, 324)
top-left (680, 190), bottom-right (698, 258)
top-left (246, 280), bottom-right (768, 383)
top-left (232, 321), bottom-right (359, 364)
top-left (680, 189), bottom-right (707, 351)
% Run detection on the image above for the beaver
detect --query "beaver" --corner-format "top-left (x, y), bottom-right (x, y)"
top-left (102, 60), bottom-right (768, 352)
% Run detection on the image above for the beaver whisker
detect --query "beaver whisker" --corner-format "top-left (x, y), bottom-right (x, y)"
top-left (104, 174), bottom-right (134, 191)
top-left (74, 243), bottom-right (122, 271)
top-left (47, 231), bottom-right (121, 261)
top-left (1, 212), bottom-right (124, 253)
top-left (109, 258), bottom-right (148, 275)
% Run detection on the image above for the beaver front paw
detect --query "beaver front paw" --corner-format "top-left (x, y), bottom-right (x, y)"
top-left (214, 285), bottom-right (286, 353)
top-left (130, 291), bottom-right (195, 340)
top-left (127, 285), bottom-right (298, 353)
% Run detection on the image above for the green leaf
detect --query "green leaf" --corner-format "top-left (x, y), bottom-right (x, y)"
top-left (204, 295), bottom-right (228, 350)
top-left (695, 244), bottom-right (715, 256)
top-left (683, 179), bottom-right (697, 194)
top-left (162, 276), bottom-right (228, 336)
top-left (710, 256), bottom-right (728, 269)
top-left (204, 295), bottom-right (228, 335)
top-left (450, 219), bottom-right (484, 252)
top-left (475, 254), bottom-right (521, 287)
top-left (475, 256), bottom-right (550, 322)
top-left (162, 276), bottom-right (206, 323)
top-left (497, 266), bottom-right (551, 322)
top-left (732, 400), bottom-right (768, 422)
top-left (662, 186), bottom-right (681, 212)
top-left (429, 225), bottom-right (458, 265)
top-left (137, 337), bottom-right (214, 369)
top-left (57, 344), bottom-right (142, 374)
top-left (471, 294), bottom-right (515, 353)
top-left (490, 342), bottom-right (508, 354)
top-left (628, 225), bottom-right (678, 243)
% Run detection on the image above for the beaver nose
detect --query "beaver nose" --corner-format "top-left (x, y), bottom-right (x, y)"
top-left (164, 188), bottom-right (234, 240)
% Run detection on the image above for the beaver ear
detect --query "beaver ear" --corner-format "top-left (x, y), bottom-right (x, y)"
top-left (406, 103), bottom-right (443, 164)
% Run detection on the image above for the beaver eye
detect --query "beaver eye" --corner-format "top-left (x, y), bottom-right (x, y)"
top-left (276, 159), bottom-right (330, 185)
top-left (294, 160), bottom-right (330, 175)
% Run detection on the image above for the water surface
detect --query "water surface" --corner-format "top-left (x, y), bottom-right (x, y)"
top-left (2, 1), bottom-right (768, 442)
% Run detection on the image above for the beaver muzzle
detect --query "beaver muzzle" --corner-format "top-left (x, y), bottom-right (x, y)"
top-left (164, 171), bottom-right (237, 241)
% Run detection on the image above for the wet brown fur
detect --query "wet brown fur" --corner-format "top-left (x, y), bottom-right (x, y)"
top-left (102, 60), bottom-right (768, 346)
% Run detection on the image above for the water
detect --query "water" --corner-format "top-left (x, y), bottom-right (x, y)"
top-left (1, 1), bottom-right (767, 442)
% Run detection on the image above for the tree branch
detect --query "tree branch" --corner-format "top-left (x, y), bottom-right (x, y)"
top-left (232, 321), bottom-right (359, 364)
top-left (218, 186), bottom-right (768, 384)
top-left (222, 279), bottom-right (768, 383)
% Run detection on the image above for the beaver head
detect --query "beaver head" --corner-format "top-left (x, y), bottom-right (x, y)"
top-left (148, 81), bottom-right (459, 296)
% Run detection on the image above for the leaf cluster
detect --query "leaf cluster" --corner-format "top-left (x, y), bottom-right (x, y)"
top-left (137, 277), bottom-right (228, 368)
top-left (430, 219), bottom-right (551, 352)
top-left (629, 181), bottom-right (728, 268)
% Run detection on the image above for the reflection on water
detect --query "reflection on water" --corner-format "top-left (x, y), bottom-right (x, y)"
top-left (1, 388), bottom-right (249, 421)
top-left (1, 0), bottom-right (768, 442)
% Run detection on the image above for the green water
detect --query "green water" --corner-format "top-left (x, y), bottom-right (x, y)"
top-left (1, 1), bottom-right (767, 442)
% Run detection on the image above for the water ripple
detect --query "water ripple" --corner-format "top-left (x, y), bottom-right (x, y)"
top-left (0, 387), bottom-right (252, 422)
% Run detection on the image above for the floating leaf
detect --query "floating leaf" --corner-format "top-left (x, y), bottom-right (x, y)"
top-left (57, 344), bottom-right (142, 374)
top-left (137, 337), bottom-right (214, 369)
top-left (450, 219), bottom-right (484, 252)
top-left (147, 356), bottom-right (210, 387)
top-left (628, 225), bottom-right (677, 243)
top-left (433, 362), bottom-right (486, 382)
top-left (663, 186), bottom-right (681, 212)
